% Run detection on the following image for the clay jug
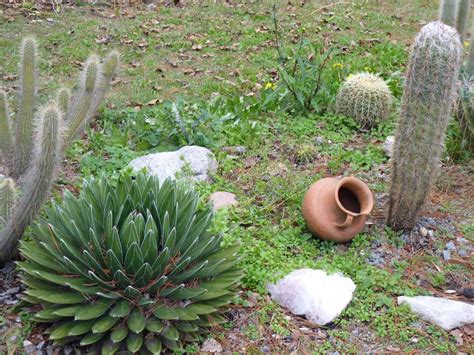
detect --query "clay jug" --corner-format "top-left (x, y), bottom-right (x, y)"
top-left (302, 176), bottom-right (374, 242)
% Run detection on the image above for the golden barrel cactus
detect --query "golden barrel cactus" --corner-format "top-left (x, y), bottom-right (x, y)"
top-left (335, 73), bottom-right (393, 128)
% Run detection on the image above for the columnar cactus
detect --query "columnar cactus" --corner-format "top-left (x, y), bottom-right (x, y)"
top-left (456, 0), bottom-right (471, 41)
top-left (468, 23), bottom-right (474, 76)
top-left (439, 0), bottom-right (459, 27)
top-left (387, 22), bottom-right (462, 230)
top-left (0, 37), bottom-right (119, 264)
top-left (458, 75), bottom-right (474, 152)
top-left (335, 73), bottom-right (393, 128)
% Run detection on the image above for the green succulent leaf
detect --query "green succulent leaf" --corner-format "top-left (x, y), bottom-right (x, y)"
top-left (80, 331), bottom-right (106, 346)
top-left (163, 326), bottom-right (179, 341)
top-left (50, 321), bottom-right (76, 339)
top-left (75, 300), bottom-right (113, 320)
top-left (68, 320), bottom-right (95, 336)
top-left (127, 310), bottom-right (146, 334)
top-left (109, 300), bottom-right (131, 318)
top-left (26, 290), bottom-right (86, 304)
top-left (153, 304), bottom-right (179, 320)
top-left (145, 337), bottom-right (162, 354)
top-left (110, 326), bottom-right (128, 343)
top-left (145, 317), bottom-right (164, 333)
top-left (92, 316), bottom-right (119, 333)
top-left (126, 332), bottom-right (143, 353)
top-left (101, 339), bottom-right (121, 355)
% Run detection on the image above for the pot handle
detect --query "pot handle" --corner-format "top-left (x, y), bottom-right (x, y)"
top-left (338, 214), bottom-right (353, 228)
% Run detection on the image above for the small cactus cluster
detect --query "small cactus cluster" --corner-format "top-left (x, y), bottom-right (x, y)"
top-left (387, 21), bottom-right (462, 230)
top-left (335, 73), bottom-right (393, 129)
top-left (0, 37), bottom-right (119, 264)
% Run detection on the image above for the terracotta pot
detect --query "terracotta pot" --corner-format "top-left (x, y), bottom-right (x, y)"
top-left (302, 176), bottom-right (374, 242)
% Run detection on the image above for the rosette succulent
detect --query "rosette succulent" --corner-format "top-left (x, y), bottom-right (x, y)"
top-left (335, 72), bottom-right (393, 128)
top-left (18, 173), bottom-right (242, 353)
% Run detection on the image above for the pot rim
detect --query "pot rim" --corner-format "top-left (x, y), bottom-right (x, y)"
top-left (334, 176), bottom-right (374, 216)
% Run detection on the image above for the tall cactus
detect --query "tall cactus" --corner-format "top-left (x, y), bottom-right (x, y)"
top-left (13, 37), bottom-right (37, 179)
top-left (0, 38), bottom-right (119, 265)
top-left (468, 22), bottom-right (474, 76)
top-left (439, 0), bottom-right (460, 27)
top-left (0, 104), bottom-right (60, 255)
top-left (387, 21), bottom-right (462, 230)
top-left (456, 0), bottom-right (471, 41)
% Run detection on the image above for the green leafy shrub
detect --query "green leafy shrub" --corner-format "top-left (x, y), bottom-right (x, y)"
top-left (18, 173), bottom-right (242, 353)
top-left (270, 6), bottom-right (335, 114)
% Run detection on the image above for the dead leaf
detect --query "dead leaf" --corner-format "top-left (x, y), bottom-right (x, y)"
top-left (2, 75), bottom-right (17, 81)
top-left (138, 40), bottom-right (149, 49)
top-left (145, 98), bottom-right (162, 106)
top-left (192, 44), bottom-right (203, 51)
top-left (95, 35), bottom-right (112, 45)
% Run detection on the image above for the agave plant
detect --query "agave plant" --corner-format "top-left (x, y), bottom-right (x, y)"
top-left (18, 173), bottom-right (242, 353)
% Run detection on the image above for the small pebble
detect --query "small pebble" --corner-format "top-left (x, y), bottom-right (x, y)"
top-left (458, 248), bottom-right (469, 257)
top-left (262, 345), bottom-right (270, 353)
top-left (419, 227), bottom-right (428, 237)
top-left (445, 241), bottom-right (456, 251)
top-left (315, 136), bottom-right (325, 144)
top-left (235, 146), bottom-right (247, 154)
top-left (23, 340), bottom-right (35, 354)
top-left (442, 250), bottom-right (451, 261)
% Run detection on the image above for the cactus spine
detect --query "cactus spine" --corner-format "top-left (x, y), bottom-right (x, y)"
top-left (0, 37), bottom-right (119, 264)
top-left (439, 0), bottom-right (460, 27)
top-left (387, 21), bottom-right (462, 230)
top-left (13, 37), bottom-right (37, 178)
top-left (0, 178), bottom-right (15, 227)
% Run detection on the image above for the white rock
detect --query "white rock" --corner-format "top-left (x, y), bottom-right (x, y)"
top-left (383, 135), bottom-right (395, 157)
top-left (398, 296), bottom-right (474, 330)
top-left (129, 146), bottom-right (217, 183)
top-left (267, 269), bottom-right (356, 325)
top-left (200, 338), bottom-right (223, 353)
top-left (209, 191), bottom-right (237, 211)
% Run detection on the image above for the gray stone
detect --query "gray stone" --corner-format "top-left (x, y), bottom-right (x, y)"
top-left (442, 250), bottom-right (451, 261)
top-left (398, 296), bottom-right (474, 330)
top-left (129, 146), bottom-right (217, 183)
top-left (23, 340), bottom-right (35, 354)
top-left (383, 135), bottom-right (395, 157)
top-left (235, 146), bottom-right (247, 154)
top-left (458, 248), bottom-right (469, 257)
top-left (315, 136), bottom-right (325, 144)
top-left (445, 241), bottom-right (456, 251)
top-left (200, 338), bottom-right (223, 353)
top-left (209, 191), bottom-right (238, 211)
